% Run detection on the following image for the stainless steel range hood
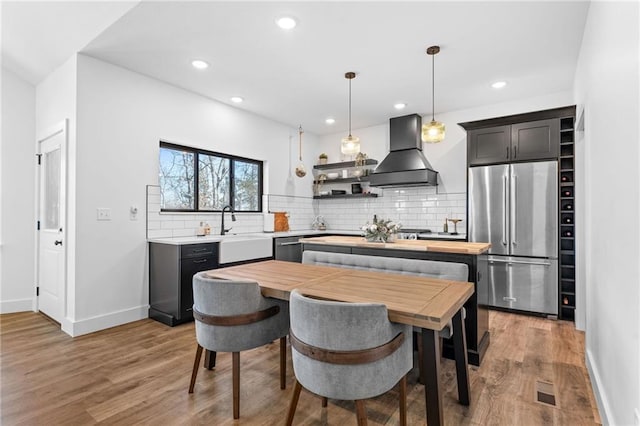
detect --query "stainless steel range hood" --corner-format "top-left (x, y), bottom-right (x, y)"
top-left (368, 114), bottom-right (438, 187)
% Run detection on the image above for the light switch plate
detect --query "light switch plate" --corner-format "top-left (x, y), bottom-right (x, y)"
top-left (97, 208), bottom-right (111, 221)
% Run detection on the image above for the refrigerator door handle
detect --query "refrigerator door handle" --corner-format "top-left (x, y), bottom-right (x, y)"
top-left (489, 258), bottom-right (552, 266)
top-left (511, 173), bottom-right (517, 247)
top-left (502, 174), bottom-right (508, 246)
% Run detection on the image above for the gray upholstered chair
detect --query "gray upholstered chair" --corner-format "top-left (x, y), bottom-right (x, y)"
top-left (301, 250), bottom-right (468, 383)
top-left (285, 289), bottom-right (412, 426)
top-left (188, 272), bottom-right (289, 419)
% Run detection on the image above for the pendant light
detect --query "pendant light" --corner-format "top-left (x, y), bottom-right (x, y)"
top-left (294, 125), bottom-right (307, 178)
top-left (422, 46), bottom-right (445, 143)
top-left (341, 72), bottom-right (361, 156)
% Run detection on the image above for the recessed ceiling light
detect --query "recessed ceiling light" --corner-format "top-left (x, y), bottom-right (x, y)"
top-left (276, 16), bottom-right (297, 30)
top-left (191, 59), bottom-right (209, 70)
top-left (325, 118), bottom-right (336, 125)
top-left (230, 96), bottom-right (244, 103)
top-left (394, 103), bottom-right (407, 110)
top-left (491, 81), bottom-right (507, 89)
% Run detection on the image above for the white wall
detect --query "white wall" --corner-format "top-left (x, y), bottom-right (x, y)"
top-left (0, 68), bottom-right (36, 313)
top-left (573, 2), bottom-right (640, 425)
top-left (316, 91), bottom-right (573, 194)
top-left (35, 55), bottom-right (78, 332)
top-left (70, 54), bottom-right (317, 335)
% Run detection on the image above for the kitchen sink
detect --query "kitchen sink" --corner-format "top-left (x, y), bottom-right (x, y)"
top-left (218, 233), bottom-right (273, 264)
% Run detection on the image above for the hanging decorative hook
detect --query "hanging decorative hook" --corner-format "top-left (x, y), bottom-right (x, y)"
top-left (295, 125), bottom-right (307, 178)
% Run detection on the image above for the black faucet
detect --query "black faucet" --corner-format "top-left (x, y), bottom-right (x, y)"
top-left (221, 205), bottom-right (236, 235)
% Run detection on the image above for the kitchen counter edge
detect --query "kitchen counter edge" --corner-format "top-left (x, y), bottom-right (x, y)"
top-left (148, 229), bottom-right (467, 245)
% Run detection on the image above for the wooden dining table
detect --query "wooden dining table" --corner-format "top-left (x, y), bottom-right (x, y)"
top-left (205, 260), bottom-right (474, 426)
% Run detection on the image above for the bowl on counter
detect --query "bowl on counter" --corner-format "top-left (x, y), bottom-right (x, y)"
top-left (326, 172), bottom-right (340, 180)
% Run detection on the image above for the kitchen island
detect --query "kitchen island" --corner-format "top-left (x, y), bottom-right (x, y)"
top-left (299, 235), bottom-right (491, 366)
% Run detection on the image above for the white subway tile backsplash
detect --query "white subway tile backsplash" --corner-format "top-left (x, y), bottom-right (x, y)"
top-left (148, 229), bottom-right (172, 239)
top-left (161, 220), bottom-right (179, 229)
top-left (173, 228), bottom-right (196, 237)
top-left (317, 188), bottom-right (466, 231)
top-left (146, 185), bottom-right (466, 237)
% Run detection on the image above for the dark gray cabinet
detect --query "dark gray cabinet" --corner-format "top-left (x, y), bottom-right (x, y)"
top-left (467, 119), bottom-right (559, 166)
top-left (511, 119), bottom-right (559, 161)
top-left (467, 125), bottom-right (510, 166)
top-left (149, 242), bottom-right (219, 326)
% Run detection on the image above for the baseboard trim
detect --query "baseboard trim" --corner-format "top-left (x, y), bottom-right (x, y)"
top-left (0, 298), bottom-right (35, 314)
top-left (586, 348), bottom-right (611, 425)
top-left (61, 305), bottom-right (149, 337)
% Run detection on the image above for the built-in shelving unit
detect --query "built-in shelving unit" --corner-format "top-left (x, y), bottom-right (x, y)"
top-left (313, 159), bottom-right (379, 200)
top-left (559, 116), bottom-right (576, 321)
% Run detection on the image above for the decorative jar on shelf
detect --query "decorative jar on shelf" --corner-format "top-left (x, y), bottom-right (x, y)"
top-left (318, 153), bottom-right (328, 165)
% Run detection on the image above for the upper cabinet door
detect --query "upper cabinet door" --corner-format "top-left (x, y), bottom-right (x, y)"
top-left (510, 119), bottom-right (559, 161)
top-left (468, 125), bottom-right (511, 166)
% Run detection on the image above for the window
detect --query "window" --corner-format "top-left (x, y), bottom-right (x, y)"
top-left (159, 142), bottom-right (262, 212)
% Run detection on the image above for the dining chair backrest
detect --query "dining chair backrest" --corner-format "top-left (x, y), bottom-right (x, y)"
top-left (192, 272), bottom-right (290, 355)
top-left (289, 289), bottom-right (412, 401)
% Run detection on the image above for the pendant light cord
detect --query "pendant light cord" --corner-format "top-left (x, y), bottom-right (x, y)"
top-left (431, 53), bottom-right (435, 122)
top-left (348, 77), bottom-right (352, 137)
top-left (298, 125), bottom-right (303, 161)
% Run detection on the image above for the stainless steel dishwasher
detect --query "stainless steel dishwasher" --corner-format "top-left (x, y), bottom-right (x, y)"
top-left (274, 236), bottom-right (303, 263)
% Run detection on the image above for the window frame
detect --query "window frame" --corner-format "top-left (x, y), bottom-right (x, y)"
top-left (159, 141), bottom-right (263, 213)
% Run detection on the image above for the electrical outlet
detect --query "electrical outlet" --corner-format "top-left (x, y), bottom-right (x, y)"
top-left (97, 208), bottom-right (111, 221)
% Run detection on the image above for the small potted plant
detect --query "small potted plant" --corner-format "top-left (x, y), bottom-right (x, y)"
top-left (318, 153), bottom-right (328, 165)
top-left (361, 216), bottom-right (402, 243)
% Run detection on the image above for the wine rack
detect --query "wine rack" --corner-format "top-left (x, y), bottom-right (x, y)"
top-left (559, 115), bottom-right (576, 321)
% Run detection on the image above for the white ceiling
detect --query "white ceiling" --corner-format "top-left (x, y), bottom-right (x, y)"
top-left (2, 1), bottom-right (590, 135)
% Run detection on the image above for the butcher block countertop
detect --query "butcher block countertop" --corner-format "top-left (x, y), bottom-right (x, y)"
top-left (299, 235), bottom-right (491, 255)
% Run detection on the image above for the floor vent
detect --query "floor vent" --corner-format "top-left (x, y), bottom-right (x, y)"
top-left (535, 380), bottom-right (557, 407)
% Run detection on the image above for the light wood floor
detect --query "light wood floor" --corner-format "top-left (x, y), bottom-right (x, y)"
top-left (1, 310), bottom-right (600, 425)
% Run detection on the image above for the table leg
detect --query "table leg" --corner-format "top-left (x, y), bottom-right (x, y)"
top-left (422, 328), bottom-right (443, 426)
top-left (452, 309), bottom-right (470, 405)
top-left (204, 350), bottom-right (216, 370)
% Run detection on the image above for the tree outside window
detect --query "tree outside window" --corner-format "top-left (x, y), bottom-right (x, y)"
top-left (159, 142), bottom-right (262, 212)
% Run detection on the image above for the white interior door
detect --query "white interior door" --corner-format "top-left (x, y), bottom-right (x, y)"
top-left (37, 122), bottom-right (67, 323)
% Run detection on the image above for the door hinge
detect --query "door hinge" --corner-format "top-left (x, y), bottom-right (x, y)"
top-left (37, 220), bottom-right (40, 230)
top-left (36, 154), bottom-right (42, 165)
top-left (36, 287), bottom-right (39, 296)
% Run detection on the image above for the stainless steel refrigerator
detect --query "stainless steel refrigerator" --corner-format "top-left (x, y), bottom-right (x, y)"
top-left (469, 161), bottom-right (558, 315)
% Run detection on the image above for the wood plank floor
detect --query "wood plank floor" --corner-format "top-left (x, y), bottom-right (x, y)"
top-left (0, 311), bottom-right (601, 425)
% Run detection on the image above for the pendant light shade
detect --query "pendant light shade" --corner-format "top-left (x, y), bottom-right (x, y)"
top-left (341, 72), bottom-right (361, 155)
top-left (422, 46), bottom-right (445, 143)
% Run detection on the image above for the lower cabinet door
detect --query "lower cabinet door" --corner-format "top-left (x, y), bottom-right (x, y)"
top-left (180, 256), bottom-right (218, 320)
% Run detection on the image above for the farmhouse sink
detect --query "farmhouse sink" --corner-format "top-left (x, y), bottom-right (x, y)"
top-left (218, 233), bottom-right (273, 264)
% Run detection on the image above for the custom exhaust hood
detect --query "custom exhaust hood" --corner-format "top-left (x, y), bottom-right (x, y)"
top-left (368, 114), bottom-right (439, 187)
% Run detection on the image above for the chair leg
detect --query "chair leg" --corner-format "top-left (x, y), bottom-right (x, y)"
top-left (204, 350), bottom-right (216, 370)
top-left (399, 375), bottom-right (407, 426)
top-left (285, 379), bottom-right (303, 426)
top-left (188, 344), bottom-right (203, 393)
top-left (280, 336), bottom-right (287, 390)
top-left (355, 400), bottom-right (368, 426)
top-left (321, 397), bottom-right (328, 407)
top-left (232, 352), bottom-right (240, 419)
